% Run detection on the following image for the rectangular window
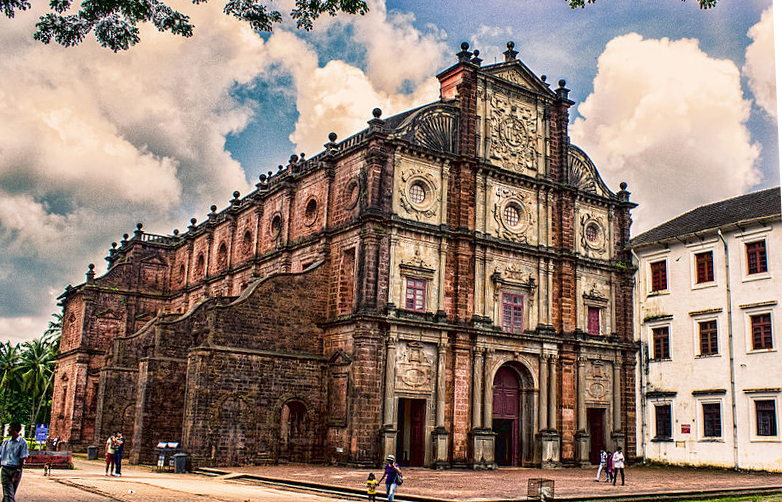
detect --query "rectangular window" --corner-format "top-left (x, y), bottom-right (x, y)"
top-left (695, 251), bottom-right (714, 284)
top-left (502, 294), bottom-right (524, 334)
top-left (702, 403), bottom-right (721, 438)
top-left (699, 320), bottom-right (718, 356)
top-left (405, 278), bottom-right (426, 312)
top-left (652, 327), bottom-right (670, 360)
top-left (587, 307), bottom-right (600, 335)
top-left (747, 240), bottom-right (768, 275)
top-left (751, 313), bottom-right (773, 350)
top-left (655, 404), bottom-right (672, 439)
top-left (651, 260), bottom-right (667, 292)
top-left (756, 400), bottom-right (778, 437)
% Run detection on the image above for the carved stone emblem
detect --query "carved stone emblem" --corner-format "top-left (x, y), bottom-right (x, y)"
top-left (396, 341), bottom-right (434, 392)
top-left (588, 382), bottom-right (607, 399)
top-left (487, 91), bottom-right (537, 172)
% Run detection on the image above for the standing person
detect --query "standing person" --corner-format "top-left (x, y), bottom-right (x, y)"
top-left (595, 449), bottom-right (608, 482)
top-left (612, 447), bottom-right (625, 486)
top-left (377, 454), bottom-right (402, 502)
top-left (105, 434), bottom-right (116, 476)
top-left (113, 432), bottom-right (125, 477)
top-left (0, 422), bottom-right (29, 502)
top-left (605, 450), bottom-right (614, 483)
top-left (366, 472), bottom-right (378, 502)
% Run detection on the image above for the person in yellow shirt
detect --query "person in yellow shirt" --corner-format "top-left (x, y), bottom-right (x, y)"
top-left (366, 472), bottom-right (378, 502)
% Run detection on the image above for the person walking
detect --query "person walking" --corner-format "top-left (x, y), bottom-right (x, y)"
top-left (113, 432), bottom-right (125, 476)
top-left (595, 449), bottom-right (608, 482)
top-left (377, 454), bottom-right (402, 502)
top-left (366, 472), bottom-right (378, 502)
top-left (612, 447), bottom-right (625, 486)
top-left (605, 449), bottom-right (614, 483)
top-left (105, 434), bottom-right (116, 476)
top-left (0, 422), bottom-right (29, 502)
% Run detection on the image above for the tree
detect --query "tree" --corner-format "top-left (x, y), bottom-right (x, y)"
top-left (19, 334), bottom-right (58, 426)
top-left (568, 0), bottom-right (717, 8)
top-left (1, 0), bottom-right (368, 52)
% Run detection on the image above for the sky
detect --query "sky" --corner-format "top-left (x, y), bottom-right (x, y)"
top-left (0, 0), bottom-right (777, 344)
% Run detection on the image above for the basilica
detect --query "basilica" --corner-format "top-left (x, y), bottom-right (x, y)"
top-left (51, 42), bottom-right (637, 468)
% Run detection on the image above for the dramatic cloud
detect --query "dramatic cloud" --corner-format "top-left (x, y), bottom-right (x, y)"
top-left (743, 7), bottom-right (776, 119)
top-left (571, 33), bottom-right (761, 234)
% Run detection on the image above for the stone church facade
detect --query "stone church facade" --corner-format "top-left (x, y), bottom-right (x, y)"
top-left (51, 42), bottom-right (637, 469)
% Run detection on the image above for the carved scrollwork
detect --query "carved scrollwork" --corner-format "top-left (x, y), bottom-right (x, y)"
top-left (398, 167), bottom-right (440, 221)
top-left (396, 341), bottom-right (435, 392)
top-left (567, 145), bottom-right (614, 198)
top-left (493, 187), bottom-right (533, 243)
top-left (391, 105), bottom-right (458, 154)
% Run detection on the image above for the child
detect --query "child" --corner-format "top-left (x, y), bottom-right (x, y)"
top-left (605, 449), bottom-right (614, 483)
top-left (367, 472), bottom-right (378, 502)
top-left (105, 434), bottom-right (116, 476)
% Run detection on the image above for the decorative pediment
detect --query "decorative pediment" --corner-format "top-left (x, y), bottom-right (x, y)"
top-left (328, 349), bottom-right (352, 366)
top-left (491, 263), bottom-right (536, 290)
top-left (567, 145), bottom-right (614, 199)
top-left (399, 248), bottom-right (435, 276)
top-left (482, 61), bottom-right (553, 96)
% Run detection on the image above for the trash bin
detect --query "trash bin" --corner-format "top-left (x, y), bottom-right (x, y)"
top-left (87, 445), bottom-right (98, 461)
top-left (173, 453), bottom-right (189, 474)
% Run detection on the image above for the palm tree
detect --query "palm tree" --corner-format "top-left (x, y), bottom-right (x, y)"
top-left (0, 342), bottom-right (21, 420)
top-left (19, 323), bottom-right (59, 426)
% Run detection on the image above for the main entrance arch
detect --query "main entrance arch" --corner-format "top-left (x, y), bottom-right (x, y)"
top-left (492, 363), bottom-right (535, 466)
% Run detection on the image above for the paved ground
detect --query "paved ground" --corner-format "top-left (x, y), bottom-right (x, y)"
top-left (229, 462), bottom-right (782, 500)
top-left (19, 456), bottom-right (782, 502)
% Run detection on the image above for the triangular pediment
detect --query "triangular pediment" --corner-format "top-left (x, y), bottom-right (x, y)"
top-left (481, 62), bottom-right (554, 96)
top-left (328, 349), bottom-right (352, 366)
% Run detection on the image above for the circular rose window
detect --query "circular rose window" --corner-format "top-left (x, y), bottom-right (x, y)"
top-left (304, 198), bottom-right (318, 226)
top-left (409, 182), bottom-right (426, 205)
top-left (270, 214), bottom-right (282, 238)
top-left (585, 223), bottom-right (599, 243)
top-left (503, 204), bottom-right (521, 227)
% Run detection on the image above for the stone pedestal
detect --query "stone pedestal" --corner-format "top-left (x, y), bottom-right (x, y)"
top-left (381, 425), bottom-right (397, 462)
top-left (431, 427), bottom-right (450, 469)
top-left (469, 428), bottom-right (497, 470)
top-left (611, 431), bottom-right (625, 452)
top-left (575, 430), bottom-right (591, 467)
top-left (537, 430), bottom-right (560, 468)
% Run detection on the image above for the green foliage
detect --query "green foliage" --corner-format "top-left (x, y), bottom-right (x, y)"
top-left (568, 0), bottom-right (718, 8)
top-left (0, 0), bottom-right (368, 51)
top-left (0, 313), bottom-right (61, 429)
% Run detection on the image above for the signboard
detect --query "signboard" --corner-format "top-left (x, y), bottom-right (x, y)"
top-left (681, 424), bottom-right (691, 434)
top-left (35, 424), bottom-right (49, 442)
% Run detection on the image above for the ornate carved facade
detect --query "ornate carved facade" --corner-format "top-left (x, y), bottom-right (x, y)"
top-left (51, 42), bottom-right (636, 469)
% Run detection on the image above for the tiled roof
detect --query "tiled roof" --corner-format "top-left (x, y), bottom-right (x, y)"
top-left (629, 187), bottom-right (781, 248)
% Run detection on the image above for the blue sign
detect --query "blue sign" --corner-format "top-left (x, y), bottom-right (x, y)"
top-left (35, 424), bottom-right (48, 442)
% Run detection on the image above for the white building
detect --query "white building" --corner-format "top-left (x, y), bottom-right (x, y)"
top-left (630, 187), bottom-right (782, 472)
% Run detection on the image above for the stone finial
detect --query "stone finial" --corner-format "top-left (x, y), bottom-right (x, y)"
top-left (368, 108), bottom-right (385, 132)
top-left (134, 223), bottom-right (143, 239)
top-left (471, 49), bottom-right (482, 66)
top-left (618, 182), bottom-right (631, 202)
top-left (86, 263), bottom-right (95, 283)
top-left (457, 42), bottom-right (472, 63)
top-left (556, 79), bottom-right (570, 101)
top-left (121, 233), bottom-right (129, 244)
top-left (268, 170), bottom-right (274, 179)
top-left (210, 205), bottom-right (217, 213)
top-left (324, 132), bottom-right (339, 152)
top-left (189, 218), bottom-right (197, 230)
top-left (173, 229), bottom-right (179, 236)
top-left (232, 191), bottom-right (240, 203)
top-left (504, 41), bottom-right (518, 62)
top-left (372, 108), bottom-right (382, 119)
top-left (328, 132), bottom-right (337, 142)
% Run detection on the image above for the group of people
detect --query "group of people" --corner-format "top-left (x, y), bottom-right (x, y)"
top-left (366, 454), bottom-right (403, 502)
top-left (595, 446), bottom-right (625, 485)
top-left (105, 432), bottom-right (125, 477)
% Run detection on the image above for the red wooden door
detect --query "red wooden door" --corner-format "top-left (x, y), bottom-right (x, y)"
top-left (493, 366), bottom-right (520, 466)
top-left (587, 408), bottom-right (606, 465)
top-left (409, 400), bottom-right (425, 466)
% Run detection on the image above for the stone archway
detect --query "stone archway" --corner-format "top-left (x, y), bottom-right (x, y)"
top-left (279, 400), bottom-right (308, 463)
top-left (492, 363), bottom-right (536, 466)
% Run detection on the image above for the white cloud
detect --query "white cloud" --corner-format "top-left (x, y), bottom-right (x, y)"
top-left (743, 6), bottom-right (776, 120)
top-left (571, 33), bottom-right (761, 234)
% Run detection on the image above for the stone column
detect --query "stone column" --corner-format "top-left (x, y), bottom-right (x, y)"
top-left (432, 342), bottom-right (450, 468)
top-left (548, 355), bottom-right (557, 430)
top-left (482, 349), bottom-right (494, 430)
top-left (381, 336), bottom-right (397, 459)
top-left (539, 354), bottom-right (549, 430)
top-left (472, 348), bottom-right (484, 429)
top-left (575, 355), bottom-right (591, 466)
top-left (611, 356), bottom-right (625, 451)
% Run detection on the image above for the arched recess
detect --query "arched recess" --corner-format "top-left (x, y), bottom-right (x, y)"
top-left (279, 399), bottom-right (310, 463)
top-left (492, 362), bottom-right (536, 466)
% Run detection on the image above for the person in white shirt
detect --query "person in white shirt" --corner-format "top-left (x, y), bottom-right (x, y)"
top-left (612, 447), bottom-right (625, 486)
top-left (595, 449), bottom-right (608, 482)
top-left (0, 422), bottom-right (29, 502)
